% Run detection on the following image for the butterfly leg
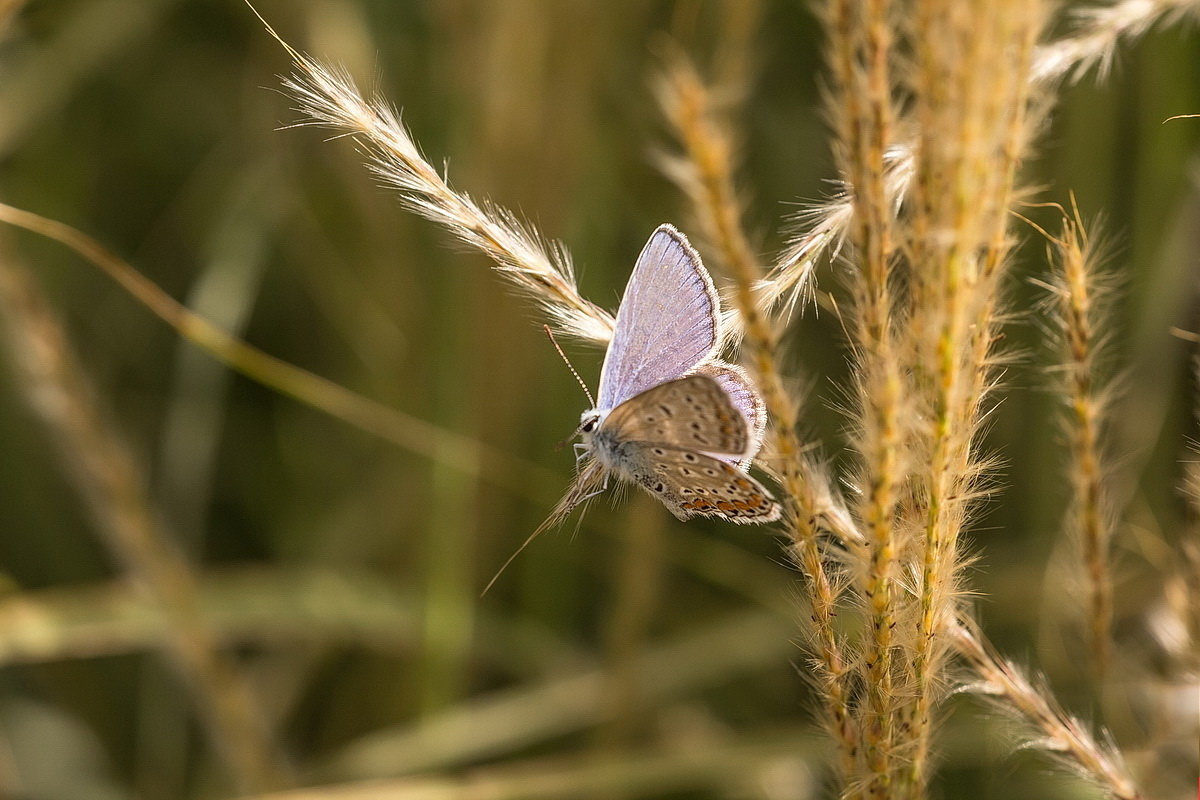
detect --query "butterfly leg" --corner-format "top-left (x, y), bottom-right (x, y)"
top-left (572, 443), bottom-right (593, 474)
top-left (575, 470), bottom-right (610, 503)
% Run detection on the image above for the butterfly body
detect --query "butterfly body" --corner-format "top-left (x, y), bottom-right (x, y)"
top-left (568, 225), bottom-right (780, 525)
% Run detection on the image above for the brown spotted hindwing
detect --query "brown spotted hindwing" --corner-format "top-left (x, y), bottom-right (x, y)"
top-left (600, 374), bottom-right (780, 524)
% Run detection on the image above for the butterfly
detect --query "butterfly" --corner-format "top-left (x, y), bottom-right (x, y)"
top-left (563, 224), bottom-right (780, 525)
top-left (484, 226), bottom-right (780, 593)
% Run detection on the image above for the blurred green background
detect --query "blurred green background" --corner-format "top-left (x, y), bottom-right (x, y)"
top-left (0, 1), bottom-right (1196, 798)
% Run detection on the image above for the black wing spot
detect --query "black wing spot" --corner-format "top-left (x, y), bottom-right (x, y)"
top-left (684, 453), bottom-right (699, 463)
top-left (652, 448), bottom-right (666, 456)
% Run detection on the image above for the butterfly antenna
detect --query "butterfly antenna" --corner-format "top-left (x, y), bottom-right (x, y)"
top-left (544, 325), bottom-right (595, 407)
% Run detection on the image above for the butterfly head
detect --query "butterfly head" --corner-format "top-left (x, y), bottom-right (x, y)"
top-left (578, 408), bottom-right (603, 445)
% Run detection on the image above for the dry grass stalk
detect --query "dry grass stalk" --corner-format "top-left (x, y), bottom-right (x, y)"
top-left (654, 55), bottom-right (859, 779)
top-left (900, 1), bottom-right (1046, 794)
top-left (246, 5), bottom-right (613, 346)
top-left (0, 247), bottom-right (287, 793)
top-left (822, 1), bottom-right (909, 794)
top-left (652, 6), bottom-right (1145, 798)
top-left (1031, 0), bottom-right (1200, 85)
top-left (949, 621), bottom-right (1143, 800)
top-left (760, 151), bottom-right (912, 321)
top-left (1041, 207), bottom-right (1116, 676)
top-left (767, 0), bottom-right (1200, 315)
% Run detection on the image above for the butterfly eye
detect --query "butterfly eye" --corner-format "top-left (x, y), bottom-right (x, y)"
top-left (581, 417), bottom-right (598, 433)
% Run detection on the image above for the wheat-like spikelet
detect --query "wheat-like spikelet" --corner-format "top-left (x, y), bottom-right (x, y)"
top-left (766, 0), bottom-right (1200, 315)
top-left (0, 246), bottom-right (287, 793)
top-left (773, 1), bottom-right (1139, 795)
top-left (1039, 207), bottom-right (1117, 677)
top-left (1032, 0), bottom-right (1200, 84)
top-left (760, 151), bottom-right (912, 321)
top-left (950, 620), bottom-right (1144, 800)
top-left (244, 6), bottom-right (613, 346)
top-left (898, 2), bottom-right (1048, 795)
top-left (822, 1), bottom-right (912, 794)
top-left (654, 54), bottom-right (860, 780)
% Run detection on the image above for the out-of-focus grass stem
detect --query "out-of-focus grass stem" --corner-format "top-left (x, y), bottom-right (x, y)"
top-left (0, 202), bottom-right (555, 501)
top-left (0, 248), bottom-right (288, 793)
top-left (0, 0), bottom-right (26, 31)
top-left (316, 609), bottom-right (799, 781)
top-left (419, 265), bottom-right (478, 712)
top-left (593, 494), bottom-right (666, 776)
top-left (257, 727), bottom-right (824, 800)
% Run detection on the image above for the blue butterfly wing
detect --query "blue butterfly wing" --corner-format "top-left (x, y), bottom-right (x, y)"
top-left (596, 225), bottom-right (720, 411)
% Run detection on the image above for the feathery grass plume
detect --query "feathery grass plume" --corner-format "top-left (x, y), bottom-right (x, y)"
top-left (1031, 0), bottom-right (1200, 85)
top-left (898, 1), bottom-right (1048, 794)
top-left (821, 1), bottom-right (911, 794)
top-left (654, 53), bottom-right (860, 781)
top-left (0, 246), bottom-right (288, 794)
top-left (244, 5), bottom-right (613, 345)
top-left (763, 149), bottom-right (913, 319)
top-left (949, 620), bottom-right (1144, 800)
top-left (1039, 207), bottom-right (1117, 677)
top-left (766, 0), bottom-right (1200, 316)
